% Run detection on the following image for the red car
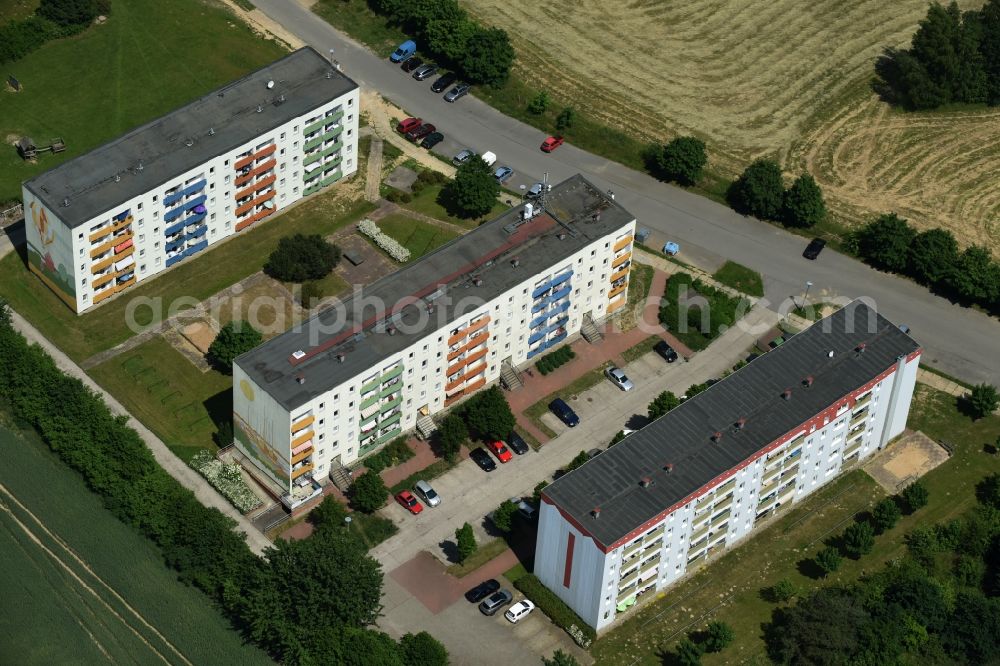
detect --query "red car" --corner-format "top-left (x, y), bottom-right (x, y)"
top-left (395, 490), bottom-right (424, 514)
top-left (405, 123), bottom-right (436, 142)
top-left (540, 135), bottom-right (564, 152)
top-left (488, 440), bottom-right (513, 464)
top-left (397, 117), bottom-right (423, 134)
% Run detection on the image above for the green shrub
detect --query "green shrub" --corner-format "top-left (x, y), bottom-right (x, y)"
top-left (362, 437), bottom-right (414, 474)
top-left (536, 346), bottom-right (575, 375)
top-left (514, 575), bottom-right (595, 647)
top-left (659, 273), bottom-right (749, 351)
top-left (386, 189), bottom-right (413, 203)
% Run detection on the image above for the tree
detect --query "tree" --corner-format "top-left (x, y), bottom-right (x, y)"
top-left (528, 91), bottom-right (550, 115)
top-left (898, 481), bottom-right (930, 514)
top-left (648, 390), bottom-right (680, 420)
top-left (435, 414), bottom-right (468, 462)
top-left (702, 621), bottom-right (735, 653)
top-left (983, 0), bottom-right (1000, 104)
top-left (764, 588), bottom-right (872, 664)
top-left (683, 382), bottom-right (709, 400)
top-left (460, 26), bottom-right (515, 86)
top-left (264, 234), bottom-right (341, 282)
top-left (441, 156), bottom-right (499, 218)
top-left (674, 636), bottom-right (703, 666)
top-left (555, 106), bottom-right (576, 131)
top-left (425, 15), bottom-right (475, 62)
top-left (948, 245), bottom-right (1000, 304)
top-left (764, 579), bottom-right (798, 603)
top-left (871, 497), bottom-right (902, 534)
top-left (463, 386), bottom-right (515, 441)
top-left (729, 159), bottom-right (785, 220)
top-left (455, 522), bottom-right (476, 563)
top-left (609, 430), bottom-right (627, 446)
top-left (207, 321), bottom-right (262, 372)
top-left (542, 649), bottom-right (580, 666)
top-left (0, 298), bottom-right (10, 327)
top-left (491, 499), bottom-right (517, 532)
top-left (967, 383), bottom-right (1000, 419)
top-left (336, 627), bottom-right (404, 666)
top-left (532, 480), bottom-right (549, 505)
top-left (565, 450), bottom-right (590, 473)
top-left (815, 546), bottom-right (843, 575)
top-left (38, 0), bottom-right (99, 27)
top-left (310, 496), bottom-right (348, 531)
top-left (854, 213), bottom-right (916, 273)
top-left (842, 521), bottom-right (876, 559)
top-left (909, 228), bottom-right (959, 286)
top-left (350, 470), bottom-right (388, 513)
top-left (782, 173), bottom-right (826, 228)
top-left (400, 631), bottom-right (448, 666)
top-left (975, 473), bottom-right (1000, 509)
top-left (655, 136), bottom-right (707, 186)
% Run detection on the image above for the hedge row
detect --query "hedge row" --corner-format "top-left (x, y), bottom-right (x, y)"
top-left (536, 346), bottom-right (575, 375)
top-left (514, 574), bottom-right (595, 647)
top-left (361, 436), bottom-right (414, 474)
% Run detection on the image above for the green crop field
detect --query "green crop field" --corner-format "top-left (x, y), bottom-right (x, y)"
top-left (0, 422), bottom-right (273, 665)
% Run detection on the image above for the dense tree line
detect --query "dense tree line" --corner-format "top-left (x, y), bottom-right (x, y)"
top-left (728, 159), bottom-right (826, 228)
top-left (370, 0), bottom-right (515, 86)
top-left (765, 475), bottom-right (1000, 665)
top-left (0, 0), bottom-right (107, 64)
top-left (0, 302), bottom-right (446, 665)
top-left (850, 213), bottom-right (1000, 312)
top-left (876, 0), bottom-right (1000, 109)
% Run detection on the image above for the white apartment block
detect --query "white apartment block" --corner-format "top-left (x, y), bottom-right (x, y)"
top-left (232, 176), bottom-right (637, 512)
top-left (535, 301), bottom-right (921, 632)
top-left (21, 47), bottom-right (359, 313)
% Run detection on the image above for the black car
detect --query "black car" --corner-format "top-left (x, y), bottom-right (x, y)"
top-left (549, 398), bottom-right (580, 427)
top-left (469, 447), bottom-right (497, 472)
top-left (430, 72), bottom-right (457, 93)
top-left (506, 430), bottom-right (529, 455)
top-left (420, 131), bottom-right (444, 149)
top-left (803, 237), bottom-right (826, 260)
top-left (654, 340), bottom-right (678, 363)
top-left (465, 578), bottom-right (500, 603)
top-left (400, 56), bottom-right (423, 73)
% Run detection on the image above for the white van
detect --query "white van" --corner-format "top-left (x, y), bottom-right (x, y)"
top-left (481, 151), bottom-right (497, 167)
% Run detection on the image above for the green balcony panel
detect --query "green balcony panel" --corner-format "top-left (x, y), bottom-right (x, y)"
top-left (303, 168), bottom-right (322, 183)
top-left (304, 135), bottom-right (324, 152)
top-left (303, 116), bottom-right (328, 136)
top-left (361, 375), bottom-right (382, 394)
top-left (360, 393), bottom-right (380, 411)
top-left (381, 364), bottom-right (404, 382)
top-left (380, 381), bottom-right (402, 398)
top-left (380, 396), bottom-right (402, 413)
top-left (379, 411), bottom-right (402, 429)
top-left (376, 427), bottom-right (402, 446)
top-left (359, 411), bottom-right (378, 428)
top-left (303, 183), bottom-right (322, 197)
top-left (320, 170), bottom-right (342, 187)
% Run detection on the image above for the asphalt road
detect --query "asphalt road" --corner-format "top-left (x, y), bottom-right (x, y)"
top-left (252, 0), bottom-right (1000, 385)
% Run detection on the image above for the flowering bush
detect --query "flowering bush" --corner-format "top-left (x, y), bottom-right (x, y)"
top-left (358, 218), bottom-right (411, 262)
top-left (190, 450), bottom-right (263, 513)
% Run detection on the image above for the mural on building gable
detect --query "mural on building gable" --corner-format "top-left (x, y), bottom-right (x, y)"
top-left (24, 192), bottom-right (76, 307)
top-left (233, 379), bottom-right (291, 489)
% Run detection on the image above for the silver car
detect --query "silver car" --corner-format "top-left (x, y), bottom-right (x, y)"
top-left (452, 149), bottom-right (475, 166)
top-left (412, 63), bottom-right (438, 81)
top-left (444, 82), bottom-right (471, 102)
top-left (414, 479), bottom-right (440, 507)
top-left (605, 366), bottom-right (634, 391)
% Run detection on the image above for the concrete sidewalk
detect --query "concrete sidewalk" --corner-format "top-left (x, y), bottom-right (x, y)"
top-left (9, 310), bottom-right (272, 556)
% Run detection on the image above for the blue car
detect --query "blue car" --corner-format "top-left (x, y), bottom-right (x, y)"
top-left (549, 398), bottom-right (580, 427)
top-left (390, 40), bottom-right (416, 63)
top-left (494, 166), bottom-right (514, 183)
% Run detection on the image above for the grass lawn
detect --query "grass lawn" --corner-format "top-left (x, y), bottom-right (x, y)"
top-left (0, 422), bottom-right (272, 666)
top-left (504, 562), bottom-right (530, 584)
top-left (0, 0), bottom-right (37, 23)
top-left (399, 183), bottom-right (508, 230)
top-left (591, 384), bottom-right (1000, 665)
top-left (523, 363), bottom-right (610, 438)
top-left (447, 537), bottom-right (510, 577)
top-left (375, 213), bottom-right (460, 262)
top-left (626, 263), bottom-right (656, 308)
top-left (0, 0), bottom-right (287, 203)
top-left (712, 260), bottom-right (764, 297)
top-left (0, 195), bottom-right (375, 362)
top-left (87, 335), bottom-right (232, 462)
top-left (388, 457), bottom-right (456, 496)
top-left (621, 335), bottom-right (662, 364)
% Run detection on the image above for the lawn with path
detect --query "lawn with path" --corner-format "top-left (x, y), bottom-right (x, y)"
top-left (375, 212), bottom-right (460, 261)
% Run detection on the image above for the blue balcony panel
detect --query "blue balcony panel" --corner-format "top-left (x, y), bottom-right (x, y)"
top-left (165, 254), bottom-right (184, 268)
top-left (186, 225), bottom-right (207, 241)
top-left (164, 220), bottom-right (186, 236)
top-left (184, 211), bottom-right (206, 227)
top-left (548, 331), bottom-right (568, 346)
top-left (549, 284), bottom-right (572, 303)
top-left (163, 195), bottom-right (207, 222)
top-left (549, 270), bottom-right (574, 289)
top-left (165, 237), bottom-right (185, 253)
top-left (185, 240), bottom-right (208, 257)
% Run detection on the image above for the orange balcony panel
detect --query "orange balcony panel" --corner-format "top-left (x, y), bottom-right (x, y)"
top-left (234, 153), bottom-right (254, 170)
top-left (235, 158), bottom-right (277, 187)
top-left (447, 329), bottom-right (469, 347)
top-left (613, 235), bottom-right (634, 253)
top-left (114, 237), bottom-right (134, 254)
top-left (253, 144), bottom-right (277, 160)
top-left (91, 255), bottom-right (115, 274)
top-left (115, 246), bottom-right (135, 262)
top-left (291, 463), bottom-right (314, 480)
top-left (466, 316), bottom-right (491, 336)
top-left (89, 225), bottom-right (113, 243)
top-left (235, 207), bottom-right (275, 232)
top-left (444, 392), bottom-right (465, 408)
top-left (607, 297), bottom-right (626, 314)
top-left (92, 285), bottom-right (116, 304)
top-left (90, 234), bottom-right (124, 259)
top-left (291, 430), bottom-right (314, 448)
top-left (447, 331), bottom-right (489, 361)
top-left (445, 361), bottom-right (487, 392)
top-left (446, 346), bottom-right (488, 377)
top-left (116, 276), bottom-right (136, 291)
top-left (291, 415), bottom-right (315, 433)
top-left (234, 174), bottom-right (277, 201)
top-left (91, 271), bottom-right (115, 289)
top-left (608, 283), bottom-right (628, 299)
top-left (610, 266), bottom-right (630, 284)
top-left (464, 376), bottom-right (487, 394)
top-left (291, 447), bottom-right (314, 465)
top-left (111, 216), bottom-right (133, 234)
top-left (235, 190), bottom-right (276, 217)
top-left (612, 251), bottom-right (632, 269)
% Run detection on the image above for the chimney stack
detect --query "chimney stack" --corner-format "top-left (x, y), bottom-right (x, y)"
top-left (592, 507), bottom-right (601, 519)
top-left (712, 431), bottom-right (723, 442)
top-left (782, 388), bottom-right (792, 401)
top-left (640, 477), bottom-right (653, 488)
top-left (803, 375), bottom-right (814, 388)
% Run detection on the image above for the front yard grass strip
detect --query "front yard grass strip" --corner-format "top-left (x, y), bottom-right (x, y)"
top-left (712, 260), bottom-right (764, 297)
top-left (446, 537), bottom-right (509, 577)
top-left (388, 458), bottom-right (456, 496)
top-left (621, 334), bottom-right (663, 364)
top-left (626, 263), bottom-right (656, 306)
top-left (514, 574), bottom-right (596, 647)
top-left (351, 512), bottom-right (399, 549)
top-left (374, 213), bottom-right (460, 261)
top-left (658, 272), bottom-right (750, 352)
top-left (399, 183), bottom-right (507, 230)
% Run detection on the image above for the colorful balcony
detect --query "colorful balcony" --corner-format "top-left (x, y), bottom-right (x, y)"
top-left (234, 207), bottom-right (273, 232)
top-left (613, 235), bottom-right (634, 253)
top-left (235, 158), bottom-right (276, 187)
top-left (291, 463), bottom-right (314, 480)
top-left (447, 331), bottom-right (489, 361)
top-left (610, 266), bottom-right (630, 284)
top-left (114, 238), bottom-right (133, 254)
top-left (291, 447), bottom-right (314, 465)
top-left (235, 190), bottom-right (276, 217)
top-left (361, 375), bottom-right (382, 395)
top-left (612, 251), bottom-right (632, 269)
top-left (234, 174), bottom-right (276, 201)
top-left (291, 414), bottom-right (315, 433)
top-left (186, 225), bottom-right (207, 242)
top-left (164, 195), bottom-right (207, 223)
top-left (608, 282), bottom-right (628, 299)
top-left (184, 240), bottom-right (208, 257)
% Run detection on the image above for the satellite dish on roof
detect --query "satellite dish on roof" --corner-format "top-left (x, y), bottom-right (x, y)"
top-left (266, 80), bottom-right (274, 89)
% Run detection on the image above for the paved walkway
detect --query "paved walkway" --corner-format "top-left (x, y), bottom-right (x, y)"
top-left (9, 310), bottom-right (272, 555)
top-left (916, 367), bottom-right (968, 398)
top-left (364, 134), bottom-right (384, 203)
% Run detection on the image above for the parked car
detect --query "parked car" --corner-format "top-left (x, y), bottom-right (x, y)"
top-left (414, 479), bottom-right (440, 508)
top-left (452, 148), bottom-right (475, 166)
top-left (479, 588), bottom-right (514, 616)
top-left (803, 237), bottom-right (826, 260)
top-left (421, 131), bottom-right (444, 150)
top-left (494, 166), bottom-right (514, 183)
top-left (605, 366), bottom-right (634, 391)
top-left (506, 430), bottom-right (529, 455)
top-left (469, 447), bottom-right (497, 472)
top-left (654, 340), bottom-right (678, 363)
top-left (397, 117), bottom-right (422, 134)
top-left (411, 63), bottom-right (438, 81)
top-left (488, 440), bottom-right (513, 463)
top-left (481, 151), bottom-right (497, 167)
top-left (444, 82), bottom-right (471, 102)
top-left (430, 72), bottom-right (457, 93)
top-left (514, 498), bottom-right (537, 521)
top-left (401, 56), bottom-right (423, 73)
top-left (395, 490), bottom-right (423, 515)
top-left (526, 182), bottom-right (544, 199)
top-left (390, 40), bottom-right (416, 63)
top-left (540, 135), bottom-right (564, 152)
top-left (465, 578), bottom-right (500, 603)
top-left (505, 599), bottom-right (535, 623)
top-left (404, 123), bottom-right (436, 142)
top-left (549, 398), bottom-right (579, 427)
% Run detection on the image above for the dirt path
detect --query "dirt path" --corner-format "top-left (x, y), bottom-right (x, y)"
top-left (363, 91), bottom-right (457, 177)
top-left (217, 0), bottom-right (304, 49)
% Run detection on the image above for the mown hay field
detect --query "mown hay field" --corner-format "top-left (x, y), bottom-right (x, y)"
top-left (466, 0), bottom-right (999, 250)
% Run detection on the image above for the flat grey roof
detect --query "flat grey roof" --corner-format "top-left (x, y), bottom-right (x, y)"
top-left (543, 301), bottom-right (920, 548)
top-left (24, 47), bottom-right (357, 228)
top-left (236, 174), bottom-right (635, 411)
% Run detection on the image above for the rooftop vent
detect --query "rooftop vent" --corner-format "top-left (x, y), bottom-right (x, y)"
top-left (137, 161), bottom-right (144, 171)
top-left (208, 127), bottom-right (215, 136)
top-left (115, 174), bottom-right (121, 182)
top-left (511, 257), bottom-right (520, 268)
top-left (782, 388), bottom-right (792, 401)
top-left (336, 353), bottom-right (345, 363)
top-left (185, 138), bottom-right (194, 147)
top-left (558, 232), bottom-right (567, 240)
top-left (803, 375), bottom-right (814, 388)
top-left (523, 202), bottom-right (534, 220)
top-left (473, 277), bottom-right (483, 287)
top-left (640, 477), bottom-right (653, 488)
top-left (256, 105), bottom-right (263, 113)
top-left (61, 198), bottom-right (70, 207)
top-left (387, 325), bottom-right (396, 336)
top-left (855, 343), bottom-right (866, 354)
top-left (295, 374), bottom-right (305, 385)
top-left (735, 417), bottom-right (747, 431)
top-left (827, 350), bottom-right (835, 358)
top-left (266, 80), bottom-right (275, 89)
top-left (592, 507), bottom-right (601, 519)
top-left (292, 350), bottom-right (306, 360)
top-left (711, 431), bottom-right (723, 442)
top-left (426, 304), bottom-right (435, 314)
top-left (664, 463), bottom-right (674, 474)
top-left (325, 71), bottom-right (333, 79)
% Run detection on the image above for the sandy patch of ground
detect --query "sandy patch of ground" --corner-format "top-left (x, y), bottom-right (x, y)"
top-left (863, 430), bottom-right (950, 493)
top-left (179, 320), bottom-right (217, 355)
top-left (362, 91), bottom-right (457, 177)
top-left (216, 0), bottom-right (304, 49)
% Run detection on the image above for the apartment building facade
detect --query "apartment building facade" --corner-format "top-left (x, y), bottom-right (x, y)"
top-left (535, 301), bottom-right (921, 632)
top-left (22, 47), bottom-right (359, 313)
top-left (232, 176), bottom-right (637, 510)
